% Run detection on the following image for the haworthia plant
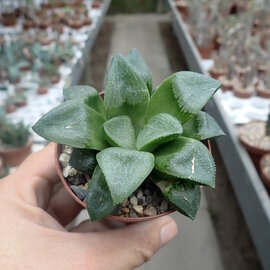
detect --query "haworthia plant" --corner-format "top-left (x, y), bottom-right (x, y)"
top-left (33, 49), bottom-right (224, 222)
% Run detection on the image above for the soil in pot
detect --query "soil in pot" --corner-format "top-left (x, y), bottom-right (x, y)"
top-left (257, 84), bottom-right (270, 99)
top-left (260, 153), bottom-right (270, 192)
top-left (57, 145), bottom-right (174, 222)
top-left (0, 137), bottom-right (33, 167)
top-left (238, 121), bottom-right (270, 168)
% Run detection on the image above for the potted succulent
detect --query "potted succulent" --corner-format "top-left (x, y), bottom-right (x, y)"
top-left (257, 73), bottom-right (270, 98)
top-left (238, 112), bottom-right (270, 168)
top-left (33, 50), bottom-right (224, 222)
top-left (0, 118), bottom-right (32, 167)
top-left (259, 153), bottom-right (270, 192)
top-left (233, 69), bottom-right (255, 98)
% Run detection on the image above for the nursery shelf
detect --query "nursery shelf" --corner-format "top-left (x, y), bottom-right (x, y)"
top-left (68, 0), bottom-right (111, 86)
top-left (167, 0), bottom-right (270, 269)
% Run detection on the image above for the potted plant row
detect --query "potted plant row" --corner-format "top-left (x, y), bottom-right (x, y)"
top-left (0, 116), bottom-right (33, 167)
top-left (33, 49), bottom-right (224, 223)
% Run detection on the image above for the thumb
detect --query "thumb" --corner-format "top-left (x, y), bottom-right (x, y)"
top-left (81, 216), bottom-right (178, 270)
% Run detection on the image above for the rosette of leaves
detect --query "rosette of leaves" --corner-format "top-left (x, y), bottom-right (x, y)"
top-left (33, 49), bottom-right (224, 222)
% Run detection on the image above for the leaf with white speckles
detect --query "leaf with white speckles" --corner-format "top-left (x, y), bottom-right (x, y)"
top-left (154, 137), bottom-right (215, 187)
top-left (97, 147), bottom-right (154, 204)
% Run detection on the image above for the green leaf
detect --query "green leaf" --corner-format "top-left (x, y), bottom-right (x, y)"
top-left (103, 116), bottom-right (136, 149)
top-left (63, 85), bottom-right (106, 118)
top-left (154, 137), bottom-right (215, 187)
top-left (136, 113), bottom-right (183, 152)
top-left (69, 148), bottom-right (98, 174)
top-left (86, 165), bottom-right (115, 222)
top-left (32, 100), bottom-right (108, 150)
top-left (97, 147), bottom-right (154, 204)
top-left (155, 179), bottom-right (201, 220)
top-left (104, 53), bottom-right (149, 130)
top-left (125, 49), bottom-right (153, 94)
top-left (147, 71), bottom-right (220, 124)
top-left (183, 111), bottom-right (225, 140)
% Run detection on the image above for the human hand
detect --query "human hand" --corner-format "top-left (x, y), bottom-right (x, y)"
top-left (0, 143), bottom-right (178, 270)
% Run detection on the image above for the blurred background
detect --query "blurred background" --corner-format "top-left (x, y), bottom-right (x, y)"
top-left (1, 0), bottom-right (270, 269)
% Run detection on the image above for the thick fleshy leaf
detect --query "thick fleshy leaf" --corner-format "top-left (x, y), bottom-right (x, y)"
top-left (147, 71), bottom-right (220, 124)
top-left (69, 148), bottom-right (98, 174)
top-left (97, 147), bottom-right (154, 204)
top-left (155, 179), bottom-right (201, 220)
top-left (103, 116), bottom-right (136, 149)
top-left (154, 137), bottom-right (215, 187)
top-left (63, 85), bottom-right (106, 117)
top-left (183, 111), bottom-right (225, 140)
top-left (104, 53), bottom-right (149, 130)
top-left (125, 49), bottom-right (153, 94)
top-left (136, 113), bottom-right (183, 152)
top-left (32, 100), bottom-right (108, 150)
top-left (86, 165), bottom-right (115, 222)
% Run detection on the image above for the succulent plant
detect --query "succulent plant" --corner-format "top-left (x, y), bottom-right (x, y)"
top-left (33, 49), bottom-right (224, 222)
top-left (0, 119), bottom-right (30, 149)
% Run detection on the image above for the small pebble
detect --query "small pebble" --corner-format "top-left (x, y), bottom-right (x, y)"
top-left (82, 182), bottom-right (88, 191)
top-left (137, 198), bottom-right (144, 205)
top-left (133, 205), bottom-right (144, 216)
top-left (59, 153), bottom-right (70, 167)
top-left (122, 199), bottom-right (129, 208)
top-left (160, 200), bottom-right (168, 213)
top-left (70, 185), bottom-right (86, 201)
top-left (144, 205), bottom-right (157, 216)
top-left (122, 207), bottom-right (130, 214)
top-left (129, 209), bottom-right (138, 218)
top-left (63, 165), bottom-right (72, 178)
top-left (63, 145), bottom-right (73, 155)
top-left (68, 173), bottom-right (87, 185)
top-left (68, 167), bottom-right (78, 177)
top-left (145, 194), bottom-right (153, 204)
top-left (130, 196), bottom-right (138, 206)
top-left (137, 189), bottom-right (143, 199)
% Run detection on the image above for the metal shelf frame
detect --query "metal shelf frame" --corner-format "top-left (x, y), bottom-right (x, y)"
top-left (167, 0), bottom-right (270, 269)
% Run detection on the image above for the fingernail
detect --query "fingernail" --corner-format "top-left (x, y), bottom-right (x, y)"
top-left (160, 221), bottom-right (178, 247)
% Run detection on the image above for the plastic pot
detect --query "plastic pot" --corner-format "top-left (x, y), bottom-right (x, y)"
top-left (0, 137), bottom-right (33, 167)
top-left (55, 140), bottom-right (211, 223)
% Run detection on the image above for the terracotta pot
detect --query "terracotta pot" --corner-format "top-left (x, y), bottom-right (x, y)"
top-left (84, 17), bottom-right (92, 26)
top-left (5, 104), bottom-right (16, 114)
top-left (259, 154), bottom-right (270, 192)
top-left (1, 12), bottom-right (17, 26)
top-left (23, 20), bottom-right (36, 30)
top-left (233, 86), bottom-right (254, 99)
top-left (198, 44), bottom-right (214, 59)
top-left (51, 75), bottom-right (60, 84)
top-left (238, 122), bottom-right (270, 169)
top-left (0, 137), bottom-right (33, 167)
top-left (220, 77), bottom-right (234, 92)
top-left (256, 85), bottom-right (270, 99)
top-left (37, 86), bottom-right (48, 95)
top-left (175, 0), bottom-right (188, 20)
top-left (209, 67), bottom-right (227, 80)
top-left (92, 1), bottom-right (102, 8)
